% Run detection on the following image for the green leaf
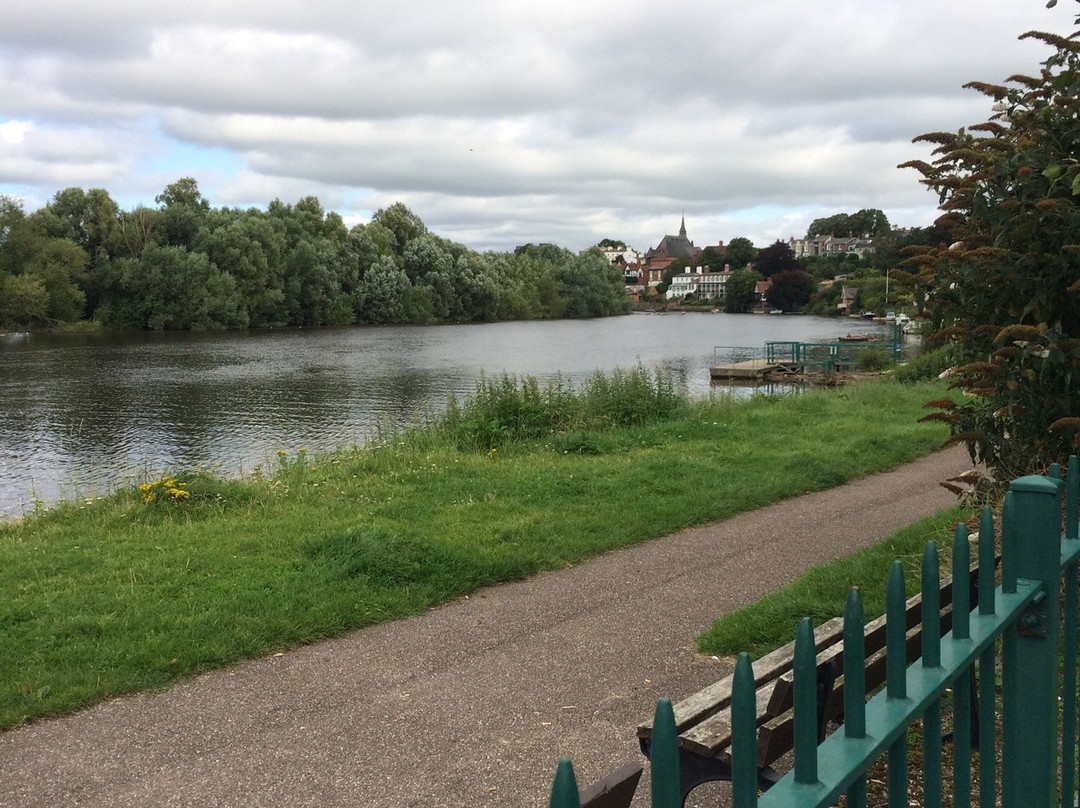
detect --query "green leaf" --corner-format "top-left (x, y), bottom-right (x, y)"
top-left (1043, 164), bottom-right (1062, 180)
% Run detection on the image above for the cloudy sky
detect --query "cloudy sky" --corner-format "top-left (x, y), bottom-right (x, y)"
top-left (1, 1), bottom-right (1077, 254)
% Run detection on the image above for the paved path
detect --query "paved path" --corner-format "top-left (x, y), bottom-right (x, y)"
top-left (0, 446), bottom-right (972, 808)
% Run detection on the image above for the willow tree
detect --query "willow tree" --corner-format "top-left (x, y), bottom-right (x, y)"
top-left (901, 13), bottom-right (1080, 480)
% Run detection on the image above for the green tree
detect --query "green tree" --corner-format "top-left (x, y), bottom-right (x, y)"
top-left (455, 253), bottom-right (500, 321)
top-left (0, 273), bottom-right (48, 328)
top-left (110, 245), bottom-right (247, 330)
top-left (108, 206), bottom-right (161, 260)
top-left (155, 178), bottom-right (210, 247)
top-left (803, 278), bottom-right (845, 316)
top-left (752, 240), bottom-right (802, 278)
top-left (557, 252), bottom-right (631, 318)
top-left (282, 239), bottom-right (352, 326)
top-left (0, 198), bottom-right (44, 276)
top-left (25, 239), bottom-right (88, 323)
top-left (765, 270), bottom-right (816, 313)
top-left (806, 209), bottom-right (889, 239)
top-left (38, 187), bottom-right (119, 257)
top-left (853, 276), bottom-right (888, 315)
top-left (901, 16), bottom-right (1080, 480)
top-left (0, 196), bottom-right (22, 246)
top-left (699, 245), bottom-right (727, 272)
top-left (198, 212), bottom-right (287, 327)
top-left (597, 238), bottom-right (627, 249)
top-left (356, 255), bottom-right (412, 323)
top-left (723, 268), bottom-right (763, 313)
top-left (370, 203), bottom-right (427, 253)
top-left (724, 237), bottom-right (757, 270)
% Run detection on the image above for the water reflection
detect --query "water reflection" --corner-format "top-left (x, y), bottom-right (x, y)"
top-left (0, 315), bottom-right (901, 515)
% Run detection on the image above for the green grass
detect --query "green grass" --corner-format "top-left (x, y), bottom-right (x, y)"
top-left (696, 506), bottom-right (970, 658)
top-left (0, 375), bottom-right (956, 729)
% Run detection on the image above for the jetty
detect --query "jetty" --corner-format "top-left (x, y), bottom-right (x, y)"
top-left (709, 358), bottom-right (797, 381)
top-left (711, 336), bottom-right (900, 382)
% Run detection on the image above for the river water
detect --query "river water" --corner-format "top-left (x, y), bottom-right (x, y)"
top-left (0, 313), bottom-right (895, 516)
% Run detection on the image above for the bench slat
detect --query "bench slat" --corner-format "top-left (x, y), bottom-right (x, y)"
top-left (678, 679), bottom-right (780, 757)
top-left (755, 609), bottom-right (952, 767)
top-left (764, 574), bottom-right (958, 717)
top-left (636, 616), bottom-right (844, 741)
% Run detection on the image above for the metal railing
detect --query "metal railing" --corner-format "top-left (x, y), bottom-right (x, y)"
top-left (548, 456), bottom-right (1080, 808)
top-left (713, 345), bottom-right (767, 365)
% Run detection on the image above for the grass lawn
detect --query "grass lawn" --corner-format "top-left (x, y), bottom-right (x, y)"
top-left (0, 375), bottom-right (955, 730)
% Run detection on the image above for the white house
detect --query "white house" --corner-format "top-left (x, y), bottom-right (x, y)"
top-left (666, 267), bottom-right (732, 300)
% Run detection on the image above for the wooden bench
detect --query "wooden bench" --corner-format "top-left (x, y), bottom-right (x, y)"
top-left (577, 762), bottom-right (643, 808)
top-left (635, 561), bottom-right (986, 803)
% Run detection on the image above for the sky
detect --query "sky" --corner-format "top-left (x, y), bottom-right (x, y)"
top-left (1, 0), bottom-right (1078, 255)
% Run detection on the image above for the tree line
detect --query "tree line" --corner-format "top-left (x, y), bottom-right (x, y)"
top-left (0, 180), bottom-right (630, 331)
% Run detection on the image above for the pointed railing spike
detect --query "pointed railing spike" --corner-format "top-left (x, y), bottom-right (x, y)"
top-left (650, 698), bottom-right (681, 808)
top-left (549, 759), bottom-right (581, 808)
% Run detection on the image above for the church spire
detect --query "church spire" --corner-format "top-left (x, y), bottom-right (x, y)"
top-left (679, 215), bottom-right (687, 239)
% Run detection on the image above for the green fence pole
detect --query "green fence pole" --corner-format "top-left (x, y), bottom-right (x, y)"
top-left (886, 560), bottom-right (908, 807)
top-left (952, 523), bottom-right (972, 808)
top-left (731, 653), bottom-right (758, 808)
top-left (1064, 456), bottom-right (1079, 808)
top-left (977, 506), bottom-right (997, 808)
top-left (921, 542), bottom-right (943, 808)
top-left (1001, 474), bottom-right (1063, 808)
top-left (793, 617), bottom-right (819, 786)
top-left (844, 587), bottom-right (868, 808)
top-left (549, 759), bottom-right (581, 808)
top-left (650, 698), bottom-right (682, 808)
top-left (999, 487), bottom-right (1020, 808)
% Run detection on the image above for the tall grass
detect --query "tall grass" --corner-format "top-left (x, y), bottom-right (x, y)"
top-left (432, 365), bottom-right (684, 449)
top-left (0, 372), bottom-right (956, 729)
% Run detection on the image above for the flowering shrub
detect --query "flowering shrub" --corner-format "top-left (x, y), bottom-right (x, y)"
top-left (902, 21), bottom-right (1080, 481)
top-left (138, 475), bottom-right (191, 505)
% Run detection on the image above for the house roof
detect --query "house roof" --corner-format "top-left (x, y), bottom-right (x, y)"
top-left (645, 217), bottom-right (701, 261)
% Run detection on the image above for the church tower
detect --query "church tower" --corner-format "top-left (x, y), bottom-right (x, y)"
top-left (679, 216), bottom-right (687, 239)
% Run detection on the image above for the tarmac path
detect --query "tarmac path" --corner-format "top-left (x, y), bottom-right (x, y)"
top-left (0, 445), bottom-right (972, 807)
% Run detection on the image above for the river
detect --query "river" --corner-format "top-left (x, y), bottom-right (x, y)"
top-left (0, 313), bottom-right (897, 517)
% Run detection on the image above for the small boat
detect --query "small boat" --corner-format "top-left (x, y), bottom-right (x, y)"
top-left (839, 333), bottom-right (873, 342)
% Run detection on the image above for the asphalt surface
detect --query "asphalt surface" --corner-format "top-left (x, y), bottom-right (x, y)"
top-left (0, 445), bottom-right (972, 808)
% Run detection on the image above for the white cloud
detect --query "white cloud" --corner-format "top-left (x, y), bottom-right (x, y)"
top-left (0, 119), bottom-right (31, 145)
top-left (1, 0), bottom-right (1076, 252)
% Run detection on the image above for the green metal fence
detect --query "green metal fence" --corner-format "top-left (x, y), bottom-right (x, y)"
top-left (548, 456), bottom-right (1080, 808)
top-left (765, 340), bottom-right (882, 373)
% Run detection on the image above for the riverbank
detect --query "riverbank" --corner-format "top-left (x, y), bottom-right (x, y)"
top-left (0, 315), bottom-right (900, 518)
top-left (0, 376), bottom-right (954, 731)
top-left (0, 445), bottom-right (971, 808)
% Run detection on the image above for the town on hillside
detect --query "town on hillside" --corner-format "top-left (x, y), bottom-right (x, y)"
top-left (592, 212), bottom-right (923, 317)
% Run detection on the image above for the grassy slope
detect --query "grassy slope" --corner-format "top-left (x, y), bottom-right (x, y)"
top-left (696, 506), bottom-right (969, 658)
top-left (0, 379), bottom-right (953, 729)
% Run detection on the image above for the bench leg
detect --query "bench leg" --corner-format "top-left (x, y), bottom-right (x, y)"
top-left (639, 739), bottom-right (784, 806)
top-left (578, 762), bottom-right (643, 808)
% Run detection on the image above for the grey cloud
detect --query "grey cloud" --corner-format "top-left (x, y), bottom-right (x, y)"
top-left (1, 0), bottom-right (1077, 252)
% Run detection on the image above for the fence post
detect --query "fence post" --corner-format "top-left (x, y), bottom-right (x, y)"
top-left (1001, 474), bottom-right (1063, 808)
top-left (549, 759), bottom-right (582, 808)
top-left (650, 698), bottom-right (682, 808)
